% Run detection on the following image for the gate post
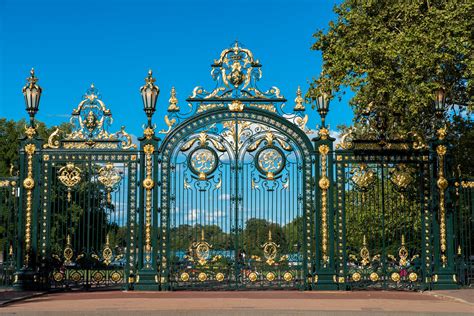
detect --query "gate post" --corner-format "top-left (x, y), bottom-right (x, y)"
top-left (431, 126), bottom-right (457, 289)
top-left (135, 70), bottom-right (161, 290)
top-left (14, 69), bottom-right (44, 290)
top-left (134, 127), bottom-right (160, 290)
top-left (313, 127), bottom-right (338, 290)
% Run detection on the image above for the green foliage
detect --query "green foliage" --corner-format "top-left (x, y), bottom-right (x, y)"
top-left (310, 0), bottom-right (473, 156)
top-left (0, 118), bottom-right (72, 176)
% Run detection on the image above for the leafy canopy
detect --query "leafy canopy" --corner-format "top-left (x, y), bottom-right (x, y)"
top-left (309, 0), bottom-right (473, 139)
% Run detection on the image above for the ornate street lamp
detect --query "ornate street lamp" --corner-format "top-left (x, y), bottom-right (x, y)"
top-left (22, 68), bottom-right (42, 127)
top-left (433, 87), bottom-right (446, 118)
top-left (315, 91), bottom-right (330, 127)
top-left (140, 69), bottom-right (160, 127)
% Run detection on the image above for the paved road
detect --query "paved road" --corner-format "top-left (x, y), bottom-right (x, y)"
top-left (0, 290), bottom-right (473, 315)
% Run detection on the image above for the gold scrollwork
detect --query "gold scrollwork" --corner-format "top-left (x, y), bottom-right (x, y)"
top-left (350, 164), bottom-right (375, 191)
top-left (44, 127), bottom-right (61, 149)
top-left (58, 163), bottom-right (82, 202)
top-left (102, 234), bottom-right (113, 266)
top-left (398, 235), bottom-right (408, 267)
top-left (436, 144), bottom-right (448, 265)
top-left (229, 100), bottom-right (244, 112)
top-left (63, 234), bottom-right (74, 265)
top-left (390, 164), bottom-right (414, 191)
top-left (261, 230), bottom-right (279, 265)
top-left (23, 143), bottom-right (36, 265)
top-left (192, 229), bottom-right (212, 266)
top-left (143, 144), bottom-right (155, 267)
top-left (159, 115), bottom-right (176, 134)
top-left (319, 144), bottom-right (330, 263)
top-left (98, 163), bottom-right (122, 203)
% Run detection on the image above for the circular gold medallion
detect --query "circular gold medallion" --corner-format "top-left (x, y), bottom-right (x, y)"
top-left (216, 273), bottom-right (224, 282)
top-left (23, 177), bottom-right (35, 189)
top-left (391, 272), bottom-right (400, 282)
top-left (111, 272), bottom-right (121, 283)
top-left (369, 272), bottom-right (379, 282)
top-left (142, 178), bottom-right (154, 190)
top-left (248, 272), bottom-right (257, 282)
top-left (53, 272), bottom-right (64, 282)
top-left (283, 272), bottom-right (293, 282)
top-left (198, 272), bottom-right (207, 282)
top-left (71, 271), bottom-right (82, 282)
top-left (180, 272), bottom-right (190, 282)
top-left (409, 272), bottom-right (418, 282)
top-left (266, 272), bottom-right (275, 282)
top-left (93, 272), bottom-right (104, 282)
top-left (352, 272), bottom-right (361, 282)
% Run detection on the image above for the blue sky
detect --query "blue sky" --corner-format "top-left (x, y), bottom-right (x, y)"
top-left (0, 0), bottom-right (353, 136)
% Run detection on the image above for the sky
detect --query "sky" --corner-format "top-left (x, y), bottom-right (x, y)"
top-left (0, 0), bottom-right (353, 136)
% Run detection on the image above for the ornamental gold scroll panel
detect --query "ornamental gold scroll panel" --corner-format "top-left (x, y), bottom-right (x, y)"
top-left (58, 163), bottom-right (82, 202)
top-left (44, 84), bottom-right (136, 150)
top-left (97, 163), bottom-right (123, 203)
top-left (190, 229), bottom-right (212, 266)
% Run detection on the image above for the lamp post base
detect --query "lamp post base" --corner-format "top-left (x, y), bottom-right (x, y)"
top-left (431, 271), bottom-right (459, 290)
top-left (134, 270), bottom-right (159, 291)
top-left (13, 269), bottom-right (41, 291)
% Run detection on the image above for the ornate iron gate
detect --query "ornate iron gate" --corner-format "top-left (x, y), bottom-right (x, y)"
top-left (158, 44), bottom-right (314, 290)
top-left (15, 85), bottom-right (138, 290)
top-left (9, 43), bottom-right (464, 291)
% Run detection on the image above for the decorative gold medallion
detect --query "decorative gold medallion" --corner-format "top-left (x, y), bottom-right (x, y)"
top-left (53, 272), bottom-right (64, 282)
top-left (142, 178), bottom-right (154, 190)
top-left (180, 272), bottom-right (190, 282)
top-left (266, 272), bottom-right (276, 282)
top-left (262, 230), bottom-right (279, 265)
top-left (283, 272), bottom-right (293, 282)
top-left (216, 273), bottom-right (225, 282)
top-left (22, 177), bottom-right (35, 190)
top-left (198, 272), bottom-right (207, 282)
top-left (71, 271), bottom-right (82, 282)
top-left (369, 272), bottom-right (379, 282)
top-left (408, 272), bottom-right (418, 282)
top-left (248, 272), bottom-right (257, 282)
top-left (391, 272), bottom-right (400, 282)
top-left (111, 272), bottom-right (122, 283)
top-left (93, 272), bottom-right (104, 282)
top-left (352, 272), bottom-right (361, 282)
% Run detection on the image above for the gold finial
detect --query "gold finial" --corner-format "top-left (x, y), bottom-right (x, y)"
top-left (144, 69), bottom-right (156, 85)
top-left (401, 234), bottom-right (405, 246)
top-left (9, 244), bottom-right (13, 256)
top-left (30, 68), bottom-right (35, 77)
top-left (201, 229), bottom-right (205, 241)
top-left (25, 68), bottom-right (39, 87)
top-left (106, 234), bottom-right (110, 246)
top-left (457, 245), bottom-right (462, 255)
top-left (268, 230), bottom-right (272, 241)
top-left (293, 86), bottom-right (305, 111)
top-left (363, 234), bottom-right (367, 246)
top-left (67, 234), bottom-right (71, 245)
top-left (167, 87), bottom-right (179, 112)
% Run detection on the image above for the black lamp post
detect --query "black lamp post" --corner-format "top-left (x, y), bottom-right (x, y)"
top-left (433, 87), bottom-right (446, 118)
top-left (315, 91), bottom-right (330, 127)
top-left (22, 68), bottom-right (42, 127)
top-left (140, 70), bottom-right (160, 127)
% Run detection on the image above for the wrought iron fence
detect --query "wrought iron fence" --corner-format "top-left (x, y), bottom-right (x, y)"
top-left (2, 43), bottom-right (467, 292)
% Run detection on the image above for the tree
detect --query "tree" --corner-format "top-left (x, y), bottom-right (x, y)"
top-left (309, 0), bottom-right (473, 173)
top-left (0, 119), bottom-right (72, 176)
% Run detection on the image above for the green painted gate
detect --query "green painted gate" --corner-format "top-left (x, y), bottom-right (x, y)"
top-left (8, 43), bottom-right (465, 291)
